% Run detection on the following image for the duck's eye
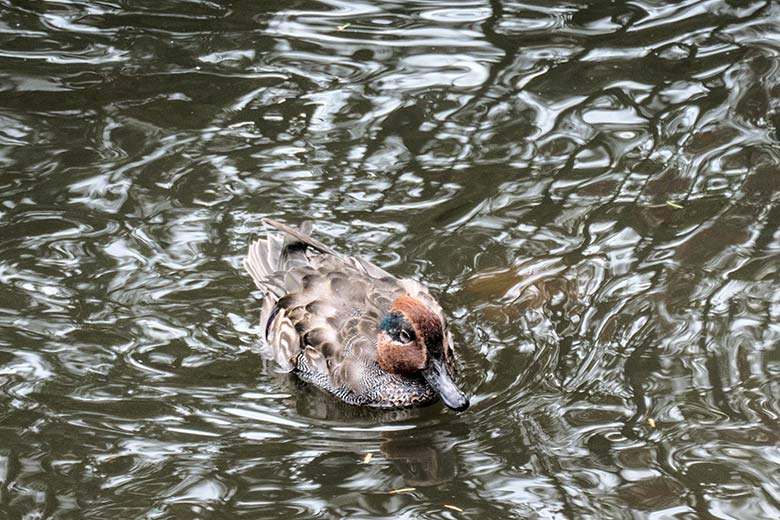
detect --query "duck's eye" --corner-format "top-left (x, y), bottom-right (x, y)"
top-left (399, 329), bottom-right (412, 343)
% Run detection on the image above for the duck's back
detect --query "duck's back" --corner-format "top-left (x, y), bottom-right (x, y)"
top-left (243, 220), bottom-right (444, 408)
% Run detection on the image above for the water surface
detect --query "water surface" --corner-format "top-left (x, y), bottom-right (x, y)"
top-left (1, 0), bottom-right (780, 518)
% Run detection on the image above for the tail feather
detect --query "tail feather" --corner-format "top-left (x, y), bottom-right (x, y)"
top-left (244, 219), bottom-right (338, 293)
top-left (262, 218), bottom-right (339, 256)
top-left (243, 233), bottom-right (284, 292)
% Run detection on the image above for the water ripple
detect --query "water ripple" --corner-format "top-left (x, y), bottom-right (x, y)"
top-left (1, 0), bottom-right (780, 518)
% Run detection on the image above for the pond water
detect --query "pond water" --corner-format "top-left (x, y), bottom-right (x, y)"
top-left (2, 0), bottom-right (780, 518)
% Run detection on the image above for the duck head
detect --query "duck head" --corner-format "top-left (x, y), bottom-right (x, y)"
top-left (376, 295), bottom-right (470, 412)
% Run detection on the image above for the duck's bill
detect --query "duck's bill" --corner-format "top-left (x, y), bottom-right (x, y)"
top-left (422, 358), bottom-right (470, 412)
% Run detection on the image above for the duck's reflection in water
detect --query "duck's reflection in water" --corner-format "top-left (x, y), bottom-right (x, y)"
top-left (379, 427), bottom-right (460, 486)
top-left (291, 377), bottom-right (463, 486)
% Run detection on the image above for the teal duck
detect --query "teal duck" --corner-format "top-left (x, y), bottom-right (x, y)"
top-left (243, 219), bottom-right (469, 411)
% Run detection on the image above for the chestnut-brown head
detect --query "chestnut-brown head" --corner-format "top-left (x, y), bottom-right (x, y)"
top-left (376, 295), bottom-right (469, 412)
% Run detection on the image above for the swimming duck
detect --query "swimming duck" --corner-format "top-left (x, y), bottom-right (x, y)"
top-left (243, 219), bottom-right (469, 412)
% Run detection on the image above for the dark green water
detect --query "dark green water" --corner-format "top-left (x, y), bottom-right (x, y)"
top-left (2, 0), bottom-right (780, 518)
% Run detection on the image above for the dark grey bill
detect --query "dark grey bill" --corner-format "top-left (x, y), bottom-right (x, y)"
top-left (422, 357), bottom-right (469, 412)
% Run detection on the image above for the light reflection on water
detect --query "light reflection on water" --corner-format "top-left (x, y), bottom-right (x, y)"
top-left (1, 0), bottom-right (780, 517)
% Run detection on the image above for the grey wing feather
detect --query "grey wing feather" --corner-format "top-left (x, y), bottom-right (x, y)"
top-left (347, 255), bottom-right (394, 279)
top-left (264, 307), bottom-right (299, 372)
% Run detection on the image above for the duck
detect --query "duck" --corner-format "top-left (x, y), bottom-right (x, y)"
top-left (243, 219), bottom-right (469, 412)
